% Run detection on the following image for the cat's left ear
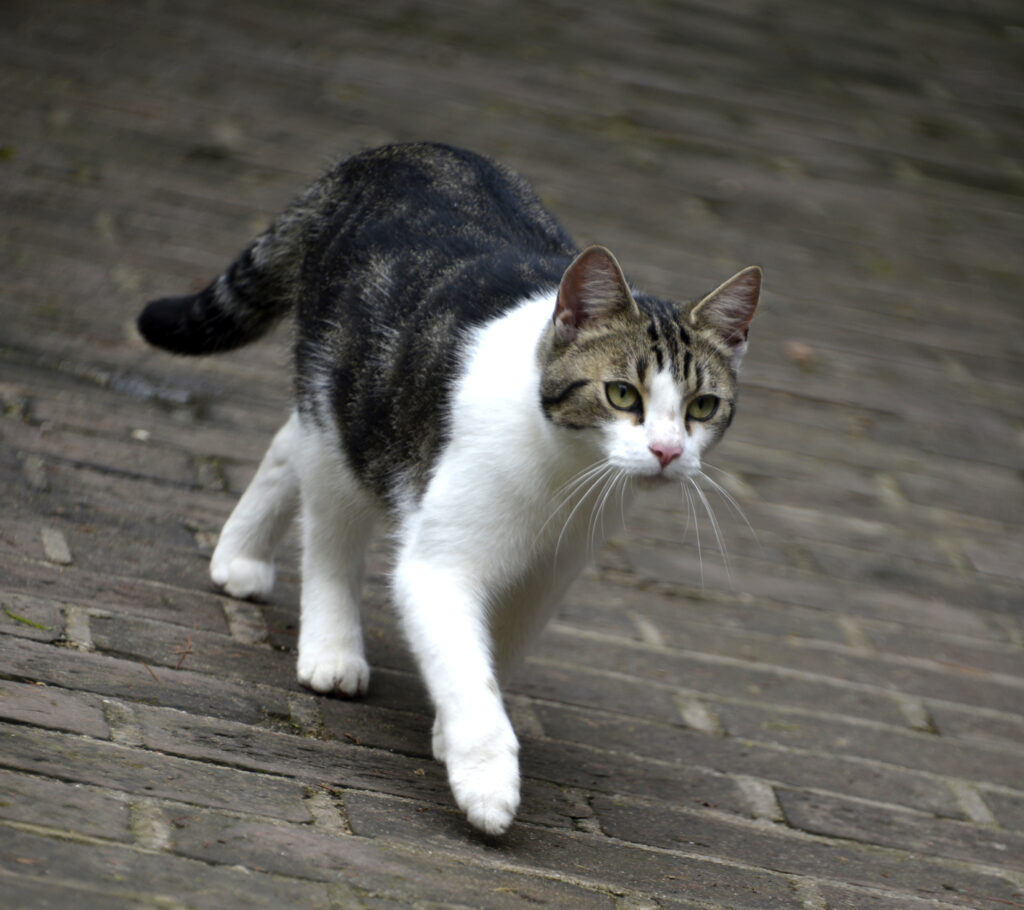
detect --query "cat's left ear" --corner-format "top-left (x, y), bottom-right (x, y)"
top-left (689, 266), bottom-right (762, 368)
top-left (553, 245), bottom-right (639, 344)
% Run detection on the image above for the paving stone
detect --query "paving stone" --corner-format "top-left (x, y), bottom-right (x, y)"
top-left (0, 722), bottom-right (312, 821)
top-left (984, 790), bottom-right (1024, 834)
top-left (528, 700), bottom-right (965, 819)
top-left (1, 876), bottom-right (160, 910)
top-left (715, 701), bottom-right (1024, 790)
top-left (0, 635), bottom-right (293, 725)
top-left (0, 825), bottom-right (337, 910)
top-left (0, 679), bottom-right (110, 739)
top-left (540, 622), bottom-right (1024, 718)
top-left (344, 791), bottom-right (805, 909)
top-left (0, 593), bottom-right (64, 644)
top-left (168, 806), bottom-right (618, 909)
top-left (592, 795), bottom-right (1023, 908)
top-left (0, 768), bottom-right (132, 841)
top-left (89, 612), bottom-right (295, 688)
top-left (530, 630), bottom-right (914, 726)
top-left (776, 788), bottom-right (1024, 871)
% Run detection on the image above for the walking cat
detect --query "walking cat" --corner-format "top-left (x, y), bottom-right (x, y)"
top-left (138, 142), bottom-right (761, 835)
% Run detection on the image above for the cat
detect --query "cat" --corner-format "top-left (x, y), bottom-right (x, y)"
top-left (138, 142), bottom-right (761, 835)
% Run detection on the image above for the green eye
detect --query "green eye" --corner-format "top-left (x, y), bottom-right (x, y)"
top-left (606, 381), bottom-right (641, 412)
top-left (687, 395), bottom-right (719, 421)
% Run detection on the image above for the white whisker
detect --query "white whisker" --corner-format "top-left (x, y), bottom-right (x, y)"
top-left (681, 481), bottom-right (704, 589)
top-left (689, 476), bottom-right (731, 582)
top-left (700, 465), bottom-right (760, 548)
top-left (553, 464), bottom-right (616, 565)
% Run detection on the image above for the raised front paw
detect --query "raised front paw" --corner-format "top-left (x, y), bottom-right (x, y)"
top-left (445, 722), bottom-right (520, 835)
top-left (296, 645), bottom-right (370, 697)
top-left (210, 554), bottom-right (275, 601)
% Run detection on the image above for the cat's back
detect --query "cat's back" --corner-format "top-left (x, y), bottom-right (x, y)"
top-left (295, 143), bottom-right (577, 505)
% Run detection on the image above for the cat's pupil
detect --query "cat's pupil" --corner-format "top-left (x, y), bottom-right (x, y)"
top-left (688, 395), bottom-right (719, 421)
top-left (606, 381), bottom-right (640, 412)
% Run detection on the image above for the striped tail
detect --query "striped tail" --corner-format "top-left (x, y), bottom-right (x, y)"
top-left (138, 195), bottom-right (316, 355)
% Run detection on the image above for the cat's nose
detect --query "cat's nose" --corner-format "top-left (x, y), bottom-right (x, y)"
top-left (649, 443), bottom-right (682, 469)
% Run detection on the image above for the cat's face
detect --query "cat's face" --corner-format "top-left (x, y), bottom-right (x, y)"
top-left (539, 247), bottom-right (760, 483)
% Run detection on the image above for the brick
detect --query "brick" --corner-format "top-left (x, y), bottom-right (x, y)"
top-left (593, 795), bottom-right (1022, 907)
top-left (1, 876), bottom-right (153, 910)
top-left (0, 635), bottom-right (292, 725)
top-left (0, 593), bottom-right (64, 643)
top-left (0, 768), bottom-right (131, 841)
top-left (863, 625), bottom-right (1024, 679)
top-left (0, 825), bottom-right (336, 910)
top-left (168, 805), bottom-right (618, 909)
top-left (131, 700), bottom-right (580, 830)
top-left (911, 701), bottom-right (1024, 749)
top-left (531, 628), bottom-right (912, 726)
top-left (562, 573), bottom-right (850, 646)
top-left (528, 700), bottom-right (964, 819)
top-left (0, 722), bottom-right (311, 821)
top-left (985, 790), bottom-right (1024, 834)
top-left (776, 788), bottom-right (1024, 871)
top-left (343, 791), bottom-right (805, 909)
top-left (0, 679), bottom-right (110, 739)
top-left (539, 622), bottom-right (1024, 719)
top-left (89, 612), bottom-right (295, 688)
top-left (717, 701), bottom-right (1024, 791)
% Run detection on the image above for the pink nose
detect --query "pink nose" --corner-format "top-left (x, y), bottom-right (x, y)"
top-left (649, 443), bottom-right (682, 468)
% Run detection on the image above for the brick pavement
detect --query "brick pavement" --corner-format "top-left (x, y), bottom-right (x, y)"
top-left (1, 1), bottom-right (1022, 907)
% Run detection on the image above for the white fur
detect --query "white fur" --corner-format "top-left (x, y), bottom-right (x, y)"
top-left (210, 291), bottom-right (714, 835)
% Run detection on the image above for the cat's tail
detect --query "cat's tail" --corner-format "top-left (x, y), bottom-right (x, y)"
top-left (138, 191), bottom-right (321, 355)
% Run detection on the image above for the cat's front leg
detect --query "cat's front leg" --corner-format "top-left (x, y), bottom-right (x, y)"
top-left (395, 559), bottom-right (520, 835)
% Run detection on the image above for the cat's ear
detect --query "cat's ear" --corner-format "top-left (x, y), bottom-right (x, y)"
top-left (553, 245), bottom-right (639, 343)
top-left (689, 266), bottom-right (762, 368)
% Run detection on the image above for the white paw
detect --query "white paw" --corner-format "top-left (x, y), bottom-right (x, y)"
top-left (444, 722), bottom-right (520, 835)
top-left (296, 645), bottom-right (370, 697)
top-left (211, 554), bottom-right (275, 601)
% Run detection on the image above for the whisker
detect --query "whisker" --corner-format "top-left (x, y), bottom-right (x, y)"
top-left (553, 464), bottom-right (616, 564)
top-left (588, 468), bottom-right (626, 557)
top-left (689, 476), bottom-right (731, 582)
top-left (535, 460), bottom-right (608, 544)
top-left (681, 481), bottom-right (704, 589)
top-left (697, 468), bottom-right (760, 549)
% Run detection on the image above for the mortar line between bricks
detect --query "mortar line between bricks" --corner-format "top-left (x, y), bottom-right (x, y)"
top-left (522, 672), bottom-right (1024, 741)
top-left (342, 789), bottom-right (1024, 905)
top-left (621, 575), bottom-right (1024, 653)
top-left (0, 721), bottom-right (322, 796)
top-left (515, 700), bottom-right (1024, 803)
top-left (528, 655), bottom-right (1024, 732)
top-left (0, 811), bottom-right (667, 910)
top-left (544, 622), bottom-right (1024, 693)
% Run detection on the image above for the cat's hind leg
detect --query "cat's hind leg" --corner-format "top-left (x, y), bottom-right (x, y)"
top-left (293, 432), bottom-right (377, 697)
top-left (211, 412), bottom-right (300, 600)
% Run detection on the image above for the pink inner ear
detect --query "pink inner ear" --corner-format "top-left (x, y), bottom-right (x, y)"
top-left (553, 246), bottom-right (634, 341)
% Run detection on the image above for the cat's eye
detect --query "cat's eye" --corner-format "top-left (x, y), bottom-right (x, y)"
top-left (606, 381), bottom-right (641, 412)
top-left (687, 395), bottom-right (719, 421)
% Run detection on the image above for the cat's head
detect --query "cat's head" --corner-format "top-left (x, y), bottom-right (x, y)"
top-left (538, 246), bottom-right (760, 481)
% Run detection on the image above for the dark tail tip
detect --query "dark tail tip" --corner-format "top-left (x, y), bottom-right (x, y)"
top-left (138, 292), bottom-right (244, 355)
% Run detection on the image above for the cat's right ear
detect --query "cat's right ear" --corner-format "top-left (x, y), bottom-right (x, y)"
top-left (553, 246), bottom-right (638, 344)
